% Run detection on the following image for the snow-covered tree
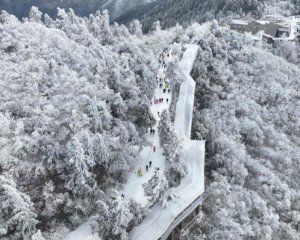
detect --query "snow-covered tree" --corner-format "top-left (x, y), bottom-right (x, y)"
top-left (108, 190), bottom-right (133, 237)
top-left (129, 20), bottom-right (143, 37)
top-left (143, 170), bottom-right (169, 206)
top-left (92, 189), bottom-right (133, 239)
top-left (0, 176), bottom-right (38, 239)
top-left (65, 137), bottom-right (95, 194)
top-left (131, 94), bottom-right (156, 129)
top-left (31, 230), bottom-right (45, 240)
top-left (93, 133), bottom-right (109, 166)
top-left (151, 20), bottom-right (161, 32)
top-left (158, 110), bottom-right (186, 181)
top-left (28, 7), bottom-right (42, 23)
top-left (128, 199), bottom-right (146, 229)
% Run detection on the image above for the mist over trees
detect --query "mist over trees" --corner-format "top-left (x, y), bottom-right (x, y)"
top-left (116, 0), bottom-right (300, 32)
top-left (0, 0), bottom-right (155, 20)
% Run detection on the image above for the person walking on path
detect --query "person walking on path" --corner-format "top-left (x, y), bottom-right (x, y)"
top-left (166, 98), bottom-right (169, 103)
top-left (146, 165), bottom-right (149, 171)
top-left (149, 161), bottom-right (152, 168)
top-left (153, 146), bottom-right (156, 152)
top-left (163, 89), bottom-right (166, 93)
top-left (138, 168), bottom-right (142, 177)
top-left (153, 129), bottom-right (155, 135)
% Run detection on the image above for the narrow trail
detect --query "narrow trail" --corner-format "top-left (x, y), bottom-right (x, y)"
top-left (121, 49), bottom-right (173, 207)
top-left (129, 43), bottom-right (205, 240)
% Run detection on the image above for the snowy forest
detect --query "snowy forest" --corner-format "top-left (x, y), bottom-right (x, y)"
top-left (0, 7), bottom-right (187, 240)
top-left (1, 1), bottom-right (300, 240)
top-left (186, 22), bottom-right (300, 239)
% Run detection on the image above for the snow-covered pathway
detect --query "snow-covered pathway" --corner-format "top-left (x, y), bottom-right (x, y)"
top-left (120, 51), bottom-right (173, 207)
top-left (129, 44), bottom-right (205, 240)
top-left (174, 44), bottom-right (199, 139)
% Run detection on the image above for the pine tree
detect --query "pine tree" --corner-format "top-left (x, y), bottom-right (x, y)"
top-left (0, 176), bottom-right (38, 239)
top-left (108, 190), bottom-right (133, 237)
top-left (151, 20), bottom-right (161, 32)
top-left (143, 170), bottom-right (169, 206)
top-left (129, 20), bottom-right (143, 37)
top-left (28, 7), bottom-right (42, 23)
top-left (101, 10), bottom-right (113, 44)
top-left (158, 110), bottom-right (186, 180)
top-left (128, 199), bottom-right (145, 229)
top-left (93, 133), bottom-right (109, 166)
top-left (65, 137), bottom-right (95, 194)
top-left (132, 94), bottom-right (156, 128)
top-left (86, 97), bottom-right (103, 133)
top-left (31, 230), bottom-right (45, 240)
top-left (92, 190), bottom-right (133, 239)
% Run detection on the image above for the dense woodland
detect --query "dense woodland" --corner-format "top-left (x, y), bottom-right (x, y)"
top-left (186, 22), bottom-right (300, 239)
top-left (0, 8), bottom-right (185, 239)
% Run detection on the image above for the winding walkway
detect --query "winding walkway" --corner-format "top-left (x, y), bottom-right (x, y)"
top-left (129, 44), bottom-right (205, 240)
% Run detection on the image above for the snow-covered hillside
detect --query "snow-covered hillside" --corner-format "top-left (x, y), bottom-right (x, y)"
top-left (1, 3), bottom-right (300, 240)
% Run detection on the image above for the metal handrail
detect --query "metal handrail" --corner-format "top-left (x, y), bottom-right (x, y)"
top-left (160, 196), bottom-right (203, 240)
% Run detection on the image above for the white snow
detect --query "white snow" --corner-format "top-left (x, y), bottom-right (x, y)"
top-left (120, 52), bottom-right (173, 207)
top-left (65, 48), bottom-right (174, 240)
top-left (129, 44), bottom-right (205, 240)
top-left (66, 43), bottom-right (205, 240)
top-left (128, 140), bottom-right (205, 240)
top-left (174, 44), bottom-right (198, 139)
top-left (66, 221), bottom-right (101, 240)
top-left (231, 19), bottom-right (249, 25)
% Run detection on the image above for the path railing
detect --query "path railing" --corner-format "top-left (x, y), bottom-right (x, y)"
top-left (160, 196), bottom-right (203, 240)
